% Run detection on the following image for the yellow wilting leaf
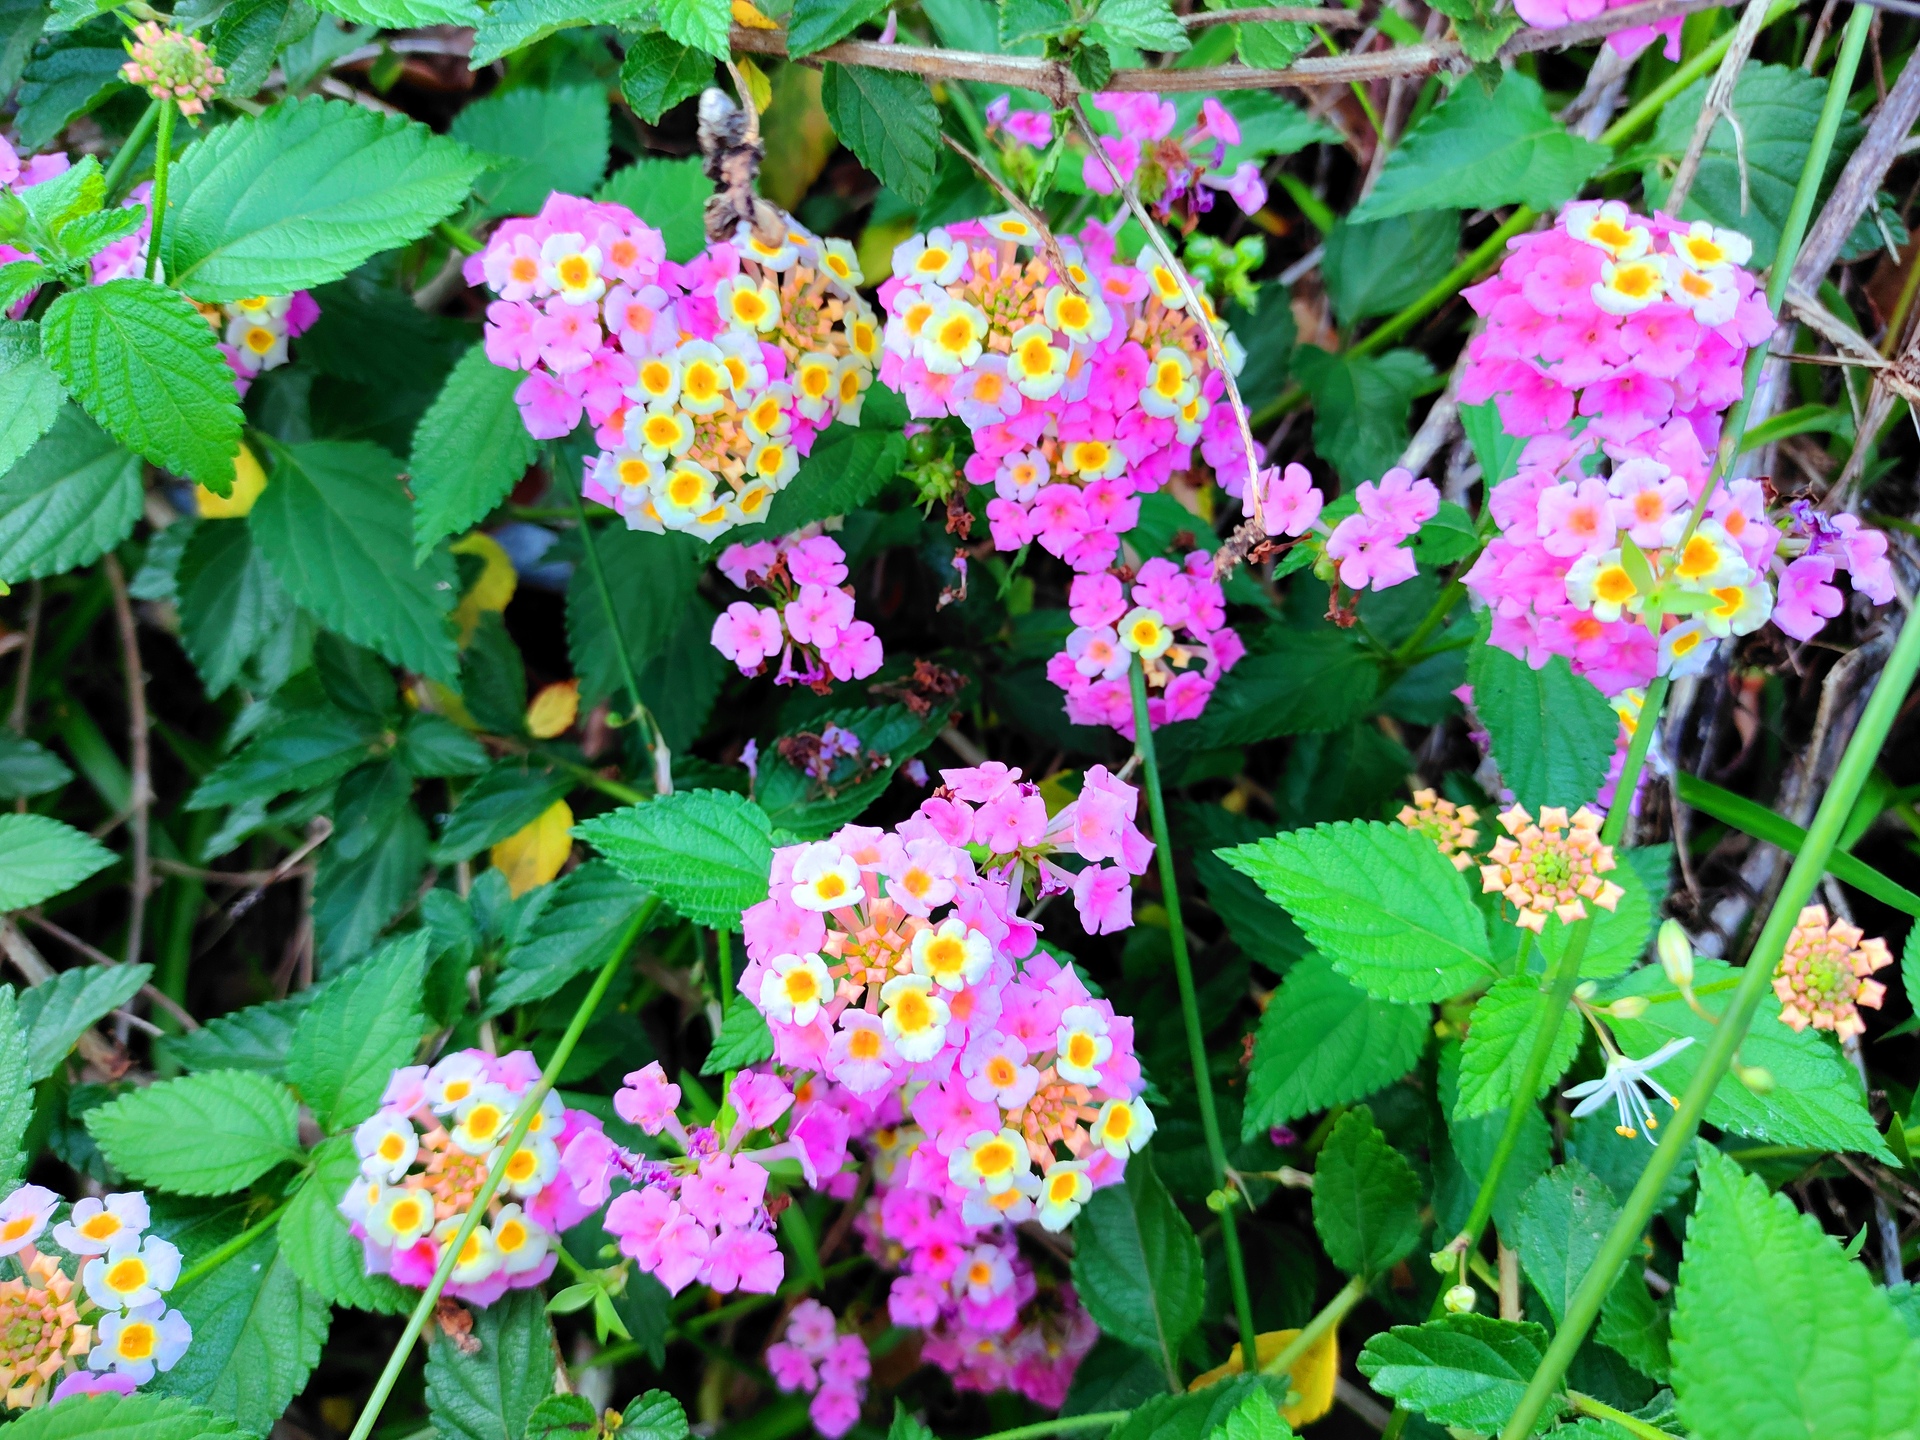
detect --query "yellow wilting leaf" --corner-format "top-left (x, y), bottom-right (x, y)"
top-left (732, 0), bottom-right (779, 27)
top-left (197, 442), bottom-right (268, 518)
top-left (491, 799), bottom-right (574, 897)
top-left (737, 56), bottom-right (774, 112)
top-left (450, 532), bottom-right (517, 645)
top-left (1189, 1327), bottom-right (1339, 1428)
top-left (527, 679), bottom-right (581, 739)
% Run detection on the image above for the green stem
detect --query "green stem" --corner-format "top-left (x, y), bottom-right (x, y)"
top-left (346, 922), bottom-right (646, 1440)
top-left (717, 926), bottom-right (734, 1018)
top-left (1386, 578), bottom-right (1468, 670)
top-left (437, 220), bottom-right (485, 255)
top-left (144, 101), bottom-right (174, 283)
top-left (1567, 1392), bottom-right (1671, 1440)
top-left (565, 462), bottom-right (665, 785)
top-left (1262, 1273), bottom-right (1365, 1378)
top-left (170, 1199), bottom-right (288, 1295)
top-left (967, 1414), bottom-right (1134, 1440)
top-left (533, 744), bottom-right (647, 805)
top-left (102, 101), bottom-right (160, 202)
top-left (1500, 455), bottom-right (1919, 1440)
top-left (1128, 656), bottom-right (1259, 1369)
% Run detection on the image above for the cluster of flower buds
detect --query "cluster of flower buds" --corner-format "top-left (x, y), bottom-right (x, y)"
top-left (1773, 904), bottom-right (1893, 1040)
top-left (1397, 789), bottom-right (1480, 870)
top-left (767, 1300), bottom-right (871, 1438)
top-left (472, 193), bottom-right (878, 539)
top-left (876, 215), bottom-right (1253, 568)
top-left (566, 1064), bottom-right (851, 1299)
top-left (121, 23), bottom-right (225, 117)
top-left (1459, 203), bottom-right (1895, 697)
top-left (1479, 803), bottom-right (1624, 933)
top-left (710, 531), bottom-right (883, 689)
top-left (1047, 555), bottom-right (1243, 734)
top-left (340, 1050), bottom-right (600, 1305)
top-left (985, 92), bottom-right (1268, 232)
top-left (0, 1186), bottom-right (191, 1406)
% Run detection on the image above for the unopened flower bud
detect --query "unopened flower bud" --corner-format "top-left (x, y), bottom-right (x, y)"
top-left (1205, 1188), bottom-right (1235, 1214)
top-left (1607, 995), bottom-right (1649, 1019)
top-left (1575, 981), bottom-right (1598, 1002)
top-left (1737, 1064), bottom-right (1775, 1095)
top-left (1658, 919), bottom-right (1694, 989)
top-left (1443, 1284), bottom-right (1477, 1314)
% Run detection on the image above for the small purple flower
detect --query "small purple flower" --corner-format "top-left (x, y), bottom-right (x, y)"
top-left (1268, 1125), bottom-right (1297, 1148)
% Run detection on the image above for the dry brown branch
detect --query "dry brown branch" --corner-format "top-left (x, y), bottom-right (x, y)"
top-left (103, 556), bottom-right (150, 975)
top-left (1183, 5), bottom-right (1363, 24)
top-left (726, 0), bottom-right (1738, 99)
top-left (23, 915), bottom-right (201, 1032)
top-left (0, 921), bottom-right (119, 1069)
top-left (1665, 0), bottom-right (1770, 213)
top-left (938, 133), bottom-right (1078, 283)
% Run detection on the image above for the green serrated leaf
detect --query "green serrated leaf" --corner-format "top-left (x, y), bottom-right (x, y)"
top-left (1513, 1160), bottom-right (1621, 1325)
top-left (1312, 1106), bottom-right (1422, 1278)
top-left (1357, 1315), bottom-right (1558, 1432)
top-left (0, 1393), bottom-right (243, 1439)
top-left (1672, 1146), bottom-right (1920, 1439)
top-left (0, 730), bottom-right (72, 799)
top-left (1242, 954), bottom-right (1429, 1137)
top-left (156, 990), bottom-right (320, 1076)
top-left (619, 32), bottom-right (714, 123)
top-left (177, 517), bottom-right (298, 697)
top-left (1456, 973), bottom-right (1583, 1119)
top-left (1355, 70), bottom-right (1608, 221)
top-left (1468, 644), bottom-right (1619, 811)
top-left (0, 812), bottom-right (114, 910)
top-left (251, 439), bottom-right (461, 683)
top-left (410, 344), bottom-right (540, 559)
top-left (162, 96), bottom-right (485, 301)
top-left (702, 999), bottom-right (774, 1074)
top-left (1110, 1377), bottom-right (1270, 1440)
top-left (760, 424), bottom-right (907, 533)
top-left (1291, 345), bottom-right (1435, 488)
top-left (623, 1390), bottom-right (691, 1440)
top-left (286, 931), bottom-right (428, 1130)
top-left (576, 789), bottom-right (772, 928)
top-left (1221, 821), bottom-right (1495, 1002)
top-left (1088, 0), bottom-right (1189, 50)
top-left (0, 404), bottom-right (142, 584)
top-left (17, 961), bottom-right (149, 1081)
top-left (474, 0), bottom-right (642, 66)
top-left (425, 1287), bottom-right (557, 1440)
top-left (87, 1069), bottom-right (302, 1195)
top-left (279, 1132), bottom-right (413, 1313)
top-left (657, 0), bottom-right (729, 53)
top-left (820, 63), bottom-right (939, 205)
top-left (488, 861), bottom-right (655, 1016)
top-left (187, 705), bottom-right (381, 811)
top-left (599, 157), bottom-right (711, 264)
top-left (0, 987), bottom-right (31, 1192)
top-left (314, 0), bottom-right (480, 24)
top-left (434, 759), bottom-right (573, 863)
top-left (1322, 210), bottom-right (1459, 325)
top-left (1069, 1157), bottom-right (1202, 1384)
top-left (0, 320), bottom-right (65, 475)
top-left (451, 83), bottom-right (612, 218)
top-left (566, 524), bottom-right (703, 708)
top-left (1196, 628), bottom-right (1381, 745)
top-left (788, 0), bottom-right (889, 53)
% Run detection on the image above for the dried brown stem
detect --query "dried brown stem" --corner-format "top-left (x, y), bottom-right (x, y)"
top-left (1664, 0), bottom-right (1770, 213)
top-left (1183, 6), bottom-right (1363, 24)
top-left (938, 133), bottom-right (1078, 284)
top-left (103, 556), bottom-right (150, 974)
top-left (0, 921), bottom-right (119, 1069)
top-left (24, 915), bottom-right (201, 1032)
top-left (7, 581), bottom-right (37, 737)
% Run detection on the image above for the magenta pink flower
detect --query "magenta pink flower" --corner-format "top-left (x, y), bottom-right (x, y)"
top-left (1257, 462), bottom-right (1324, 536)
top-left (711, 602), bottom-right (785, 671)
top-left (614, 1062), bottom-right (681, 1134)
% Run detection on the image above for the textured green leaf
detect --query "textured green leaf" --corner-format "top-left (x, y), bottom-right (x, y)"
top-left (434, 759), bottom-right (573, 863)
top-left (788, 0), bottom-right (889, 53)
top-left (761, 425), bottom-right (908, 533)
top-left (1292, 346), bottom-right (1435, 488)
top-left (1109, 1379), bottom-right (1270, 1440)
top-left (252, 439), bottom-right (460, 682)
top-left (577, 790), bottom-right (772, 928)
top-left (1513, 1160), bottom-right (1622, 1325)
top-left (151, 1226), bottom-right (331, 1433)
top-left (1608, 959), bottom-right (1891, 1159)
top-left (162, 96), bottom-right (485, 301)
top-left (312, 803), bottom-right (428, 970)
top-left (279, 1132), bottom-right (412, 1313)
top-left (1221, 822), bottom-right (1495, 1001)
top-left (87, 1070), bottom-right (301, 1195)
top-left (756, 702), bottom-right (947, 838)
top-left (1242, 954), bottom-right (1429, 1137)
top-left (41, 279), bottom-right (242, 490)
top-left (452, 84), bottom-right (612, 217)
top-left (410, 344), bottom-right (540, 559)
top-left (622, 1391), bottom-right (690, 1440)
top-left (1070, 1158), bottom-right (1203, 1382)
top-left (0, 731), bottom-right (72, 799)
top-left (209, 0), bottom-right (321, 102)
top-left (619, 32), bottom-right (714, 123)
top-left (566, 525), bottom-right (704, 707)
top-left (599, 157), bottom-right (710, 264)
top-left (1312, 1106), bottom-right (1421, 1278)
top-left (999, 0), bottom-right (1069, 43)
top-left (155, 991), bottom-right (318, 1076)
top-left (0, 813), bottom-right (113, 910)
top-left (1196, 628), bottom-right (1381, 745)
top-left (474, 0), bottom-right (642, 65)
top-left (0, 1393), bottom-right (242, 1440)
top-left (702, 999), bottom-right (774, 1074)
top-left (1456, 973), bottom-right (1584, 1118)
top-left (1355, 71), bottom-right (1608, 221)
top-left (1357, 1316), bottom-right (1557, 1432)
top-left (285, 932), bottom-right (428, 1130)
top-left (1672, 1146), bottom-right (1920, 1440)
top-left (313, 0), bottom-right (480, 25)
top-left (1439, 1041), bottom-right (1550, 1238)
top-left (488, 861), bottom-right (654, 1015)
top-left (177, 518), bottom-right (297, 697)
top-left (398, 713), bottom-right (490, 779)
top-left (425, 1287), bottom-right (556, 1440)
top-left (17, 961), bottom-right (149, 1081)
top-left (0, 319), bottom-right (65, 474)
top-left (656, 0), bottom-right (728, 51)
top-left (820, 63), bottom-right (939, 204)
top-left (1469, 645), bottom-right (1618, 811)
top-left (0, 987), bottom-right (30, 1192)
top-left (1236, 19), bottom-right (1311, 67)
top-left (885, 1401), bottom-right (936, 1440)
top-left (1323, 210), bottom-right (1458, 325)
top-left (0, 405), bottom-right (141, 583)
top-left (1088, 0), bottom-right (1189, 50)
top-left (1461, 399), bottom-right (1526, 487)
top-left (188, 706), bottom-right (381, 810)
top-left (14, 32), bottom-right (125, 151)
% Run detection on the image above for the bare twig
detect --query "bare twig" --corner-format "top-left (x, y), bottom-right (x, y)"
top-left (24, 914), bottom-right (201, 1032)
top-left (1184, 5), bottom-right (1363, 24)
top-left (152, 857), bottom-right (316, 887)
top-left (1665, 0), bottom-right (1770, 213)
top-left (0, 921), bottom-right (119, 1069)
top-left (939, 133), bottom-right (1078, 285)
top-left (7, 581), bottom-right (37, 737)
top-left (103, 556), bottom-right (150, 974)
top-left (196, 817), bottom-right (334, 963)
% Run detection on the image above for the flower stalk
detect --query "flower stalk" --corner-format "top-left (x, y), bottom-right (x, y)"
top-left (1128, 655), bottom-right (1259, 1365)
top-left (144, 101), bottom-right (173, 283)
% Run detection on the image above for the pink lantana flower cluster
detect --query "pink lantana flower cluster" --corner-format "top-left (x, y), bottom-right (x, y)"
top-left (470, 193), bottom-right (877, 540)
top-left (567, 1064), bottom-right (851, 1299)
top-left (1245, 461), bottom-right (1439, 592)
top-left (0, 1185), bottom-right (192, 1407)
top-left (710, 531), bottom-right (883, 689)
top-left (1460, 202), bottom-right (1895, 694)
top-left (877, 217), bottom-right (1252, 568)
top-left (1047, 555), bottom-right (1243, 734)
top-left (985, 92), bottom-right (1268, 229)
top-left (766, 1300), bottom-right (871, 1438)
top-left (339, 1050), bottom-right (601, 1306)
